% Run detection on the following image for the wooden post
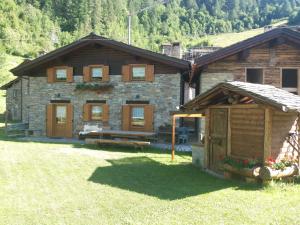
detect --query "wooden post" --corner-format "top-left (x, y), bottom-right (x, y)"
top-left (171, 115), bottom-right (176, 161)
top-left (5, 109), bottom-right (8, 135)
top-left (227, 108), bottom-right (231, 156)
top-left (204, 109), bottom-right (210, 168)
top-left (263, 108), bottom-right (272, 161)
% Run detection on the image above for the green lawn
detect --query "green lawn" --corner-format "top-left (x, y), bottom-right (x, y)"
top-left (0, 134), bottom-right (300, 225)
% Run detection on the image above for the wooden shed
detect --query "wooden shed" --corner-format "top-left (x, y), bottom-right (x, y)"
top-left (182, 81), bottom-right (300, 173)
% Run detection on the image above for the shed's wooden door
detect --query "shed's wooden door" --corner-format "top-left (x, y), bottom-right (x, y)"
top-left (209, 108), bottom-right (228, 172)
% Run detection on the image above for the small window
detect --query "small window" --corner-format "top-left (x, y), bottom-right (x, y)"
top-left (132, 66), bottom-right (146, 81)
top-left (246, 69), bottom-right (263, 84)
top-left (131, 107), bottom-right (145, 127)
top-left (56, 106), bottom-right (67, 124)
top-left (91, 67), bottom-right (103, 81)
top-left (91, 105), bottom-right (103, 120)
top-left (55, 69), bottom-right (67, 81)
top-left (282, 69), bottom-right (298, 94)
top-left (13, 90), bottom-right (18, 98)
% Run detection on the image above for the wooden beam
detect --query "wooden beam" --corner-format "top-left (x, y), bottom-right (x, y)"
top-left (263, 108), bottom-right (273, 161)
top-left (204, 109), bottom-right (210, 168)
top-left (227, 108), bottom-right (231, 156)
top-left (171, 115), bottom-right (176, 161)
top-left (173, 113), bottom-right (203, 118)
top-left (238, 49), bottom-right (250, 61)
top-left (269, 37), bottom-right (285, 48)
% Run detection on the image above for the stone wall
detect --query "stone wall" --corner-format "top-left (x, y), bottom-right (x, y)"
top-left (200, 72), bottom-right (234, 93)
top-left (6, 80), bottom-right (22, 121)
top-left (23, 74), bottom-right (180, 136)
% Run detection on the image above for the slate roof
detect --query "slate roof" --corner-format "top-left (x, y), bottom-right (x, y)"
top-left (184, 81), bottom-right (300, 112)
top-left (12, 33), bottom-right (190, 76)
top-left (194, 28), bottom-right (300, 68)
top-left (0, 78), bottom-right (20, 90)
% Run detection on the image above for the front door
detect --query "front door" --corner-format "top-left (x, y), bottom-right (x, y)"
top-left (47, 103), bottom-right (73, 138)
top-left (54, 105), bottom-right (68, 137)
top-left (209, 108), bottom-right (228, 172)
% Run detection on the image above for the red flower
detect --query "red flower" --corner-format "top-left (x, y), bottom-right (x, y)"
top-left (243, 159), bottom-right (249, 165)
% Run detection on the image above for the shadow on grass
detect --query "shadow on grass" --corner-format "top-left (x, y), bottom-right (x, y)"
top-left (88, 156), bottom-right (261, 200)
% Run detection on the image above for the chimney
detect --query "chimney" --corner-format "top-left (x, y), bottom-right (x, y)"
top-left (161, 42), bottom-right (182, 59)
top-left (172, 42), bottom-right (182, 59)
top-left (162, 43), bottom-right (172, 56)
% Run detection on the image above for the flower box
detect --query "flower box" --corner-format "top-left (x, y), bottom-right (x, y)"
top-left (259, 164), bottom-right (299, 181)
top-left (75, 83), bottom-right (114, 92)
top-left (223, 164), bottom-right (261, 178)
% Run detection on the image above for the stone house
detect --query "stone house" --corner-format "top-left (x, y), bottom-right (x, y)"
top-left (6, 33), bottom-right (190, 138)
top-left (1, 78), bottom-right (22, 121)
top-left (190, 27), bottom-right (300, 137)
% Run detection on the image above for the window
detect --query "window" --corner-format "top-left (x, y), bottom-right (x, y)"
top-left (131, 107), bottom-right (145, 127)
top-left (13, 90), bottom-right (18, 98)
top-left (132, 66), bottom-right (146, 81)
top-left (282, 69), bottom-right (298, 94)
top-left (246, 69), bottom-right (263, 84)
top-left (91, 105), bottom-right (103, 120)
top-left (56, 106), bottom-right (67, 124)
top-left (91, 67), bottom-right (103, 81)
top-left (55, 68), bottom-right (67, 81)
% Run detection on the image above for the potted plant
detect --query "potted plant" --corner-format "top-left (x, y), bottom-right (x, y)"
top-left (222, 156), bottom-right (262, 178)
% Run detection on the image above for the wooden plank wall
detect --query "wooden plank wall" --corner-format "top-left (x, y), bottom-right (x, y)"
top-left (230, 108), bottom-right (265, 159)
top-left (203, 42), bottom-right (300, 88)
top-left (271, 111), bottom-right (298, 160)
top-left (29, 45), bottom-right (180, 76)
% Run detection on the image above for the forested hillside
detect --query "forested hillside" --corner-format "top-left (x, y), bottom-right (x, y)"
top-left (1, 0), bottom-right (300, 58)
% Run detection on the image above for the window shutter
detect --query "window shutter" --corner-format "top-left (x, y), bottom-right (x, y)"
top-left (83, 103), bottom-right (91, 121)
top-left (46, 104), bottom-right (54, 136)
top-left (102, 66), bottom-right (110, 82)
top-left (122, 65), bottom-right (130, 82)
top-left (67, 67), bottom-right (74, 83)
top-left (83, 66), bottom-right (91, 82)
top-left (102, 104), bottom-right (109, 122)
top-left (144, 105), bottom-right (154, 132)
top-left (66, 104), bottom-right (73, 138)
top-left (122, 105), bottom-right (130, 130)
top-left (47, 68), bottom-right (55, 83)
top-left (146, 65), bottom-right (155, 82)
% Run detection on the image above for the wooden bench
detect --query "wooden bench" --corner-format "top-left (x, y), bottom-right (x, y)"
top-left (6, 123), bottom-right (29, 137)
top-left (81, 130), bottom-right (157, 141)
top-left (85, 138), bottom-right (151, 149)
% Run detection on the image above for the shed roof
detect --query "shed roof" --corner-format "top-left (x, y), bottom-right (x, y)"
top-left (11, 33), bottom-right (190, 76)
top-left (183, 81), bottom-right (300, 112)
top-left (0, 78), bottom-right (20, 90)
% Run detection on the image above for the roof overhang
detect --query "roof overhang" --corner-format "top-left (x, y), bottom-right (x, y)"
top-left (12, 33), bottom-right (191, 76)
top-left (190, 28), bottom-right (300, 82)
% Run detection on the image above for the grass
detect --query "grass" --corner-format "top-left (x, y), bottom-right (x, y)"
top-left (192, 19), bottom-right (288, 48)
top-left (0, 127), bottom-right (300, 224)
top-left (1, 20), bottom-right (300, 224)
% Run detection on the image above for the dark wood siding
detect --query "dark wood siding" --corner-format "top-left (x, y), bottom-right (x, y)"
top-left (201, 42), bottom-right (300, 88)
top-left (230, 108), bottom-right (265, 159)
top-left (28, 44), bottom-right (179, 76)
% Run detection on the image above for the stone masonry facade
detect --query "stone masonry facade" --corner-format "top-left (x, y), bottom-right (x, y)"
top-left (22, 74), bottom-right (180, 136)
top-left (6, 79), bottom-right (22, 121)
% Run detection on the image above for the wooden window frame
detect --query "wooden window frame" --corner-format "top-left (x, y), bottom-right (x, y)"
top-left (244, 67), bottom-right (265, 84)
top-left (280, 67), bottom-right (299, 94)
top-left (54, 66), bottom-right (68, 82)
top-left (129, 104), bottom-right (147, 131)
top-left (90, 104), bottom-right (104, 121)
top-left (89, 65), bottom-right (104, 81)
top-left (130, 64), bottom-right (147, 82)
